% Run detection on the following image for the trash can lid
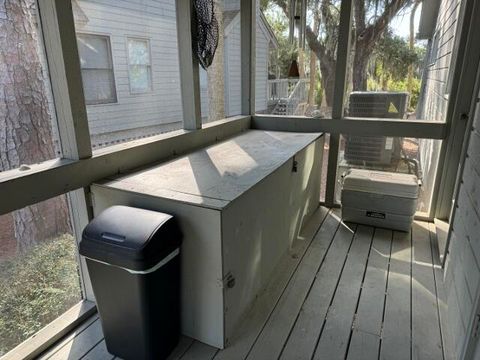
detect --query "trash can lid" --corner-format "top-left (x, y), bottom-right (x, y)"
top-left (80, 206), bottom-right (182, 272)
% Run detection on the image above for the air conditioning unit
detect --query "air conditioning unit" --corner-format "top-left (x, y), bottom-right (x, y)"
top-left (344, 92), bottom-right (409, 165)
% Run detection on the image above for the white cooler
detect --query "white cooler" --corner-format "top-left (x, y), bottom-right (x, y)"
top-left (341, 169), bottom-right (419, 232)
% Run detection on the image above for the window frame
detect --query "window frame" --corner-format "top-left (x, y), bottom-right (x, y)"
top-left (77, 32), bottom-right (118, 105)
top-left (126, 36), bottom-right (153, 94)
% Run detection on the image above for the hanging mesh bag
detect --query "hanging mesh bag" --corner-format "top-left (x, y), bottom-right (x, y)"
top-left (192, 0), bottom-right (219, 70)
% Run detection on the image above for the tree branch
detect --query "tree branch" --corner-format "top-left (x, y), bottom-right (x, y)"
top-left (362, 0), bottom-right (413, 46)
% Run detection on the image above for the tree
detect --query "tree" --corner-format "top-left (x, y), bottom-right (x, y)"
top-left (373, 32), bottom-right (420, 84)
top-left (267, 0), bottom-right (414, 104)
top-left (352, 0), bottom-right (413, 90)
top-left (407, 0), bottom-right (421, 101)
top-left (264, 7), bottom-right (298, 78)
top-left (0, 0), bottom-right (70, 253)
top-left (207, 0), bottom-right (226, 122)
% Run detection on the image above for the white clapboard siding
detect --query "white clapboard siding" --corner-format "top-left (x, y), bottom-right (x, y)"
top-left (446, 76), bottom-right (480, 358)
top-left (76, 0), bottom-right (272, 140)
top-left (418, 0), bottom-right (462, 198)
top-left (76, 0), bottom-right (184, 136)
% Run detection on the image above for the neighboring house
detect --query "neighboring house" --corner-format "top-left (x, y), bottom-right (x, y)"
top-left (72, 0), bottom-right (277, 148)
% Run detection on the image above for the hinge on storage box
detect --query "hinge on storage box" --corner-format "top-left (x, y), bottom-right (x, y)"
top-left (218, 272), bottom-right (235, 289)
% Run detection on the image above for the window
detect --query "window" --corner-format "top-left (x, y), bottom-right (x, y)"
top-left (77, 33), bottom-right (117, 105)
top-left (127, 38), bottom-right (152, 93)
top-left (72, 2), bottom-right (184, 150)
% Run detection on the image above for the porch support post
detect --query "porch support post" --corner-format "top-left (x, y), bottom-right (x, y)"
top-left (434, 0), bottom-right (480, 221)
top-left (241, 0), bottom-right (256, 115)
top-left (176, 0), bottom-right (202, 130)
top-left (37, 0), bottom-right (95, 300)
top-left (38, 0), bottom-right (92, 159)
top-left (324, 0), bottom-right (353, 207)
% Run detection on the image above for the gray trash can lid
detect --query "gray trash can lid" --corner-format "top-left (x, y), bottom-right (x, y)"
top-left (79, 206), bottom-right (182, 271)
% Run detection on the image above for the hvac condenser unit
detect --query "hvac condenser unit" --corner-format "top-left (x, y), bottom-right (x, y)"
top-left (344, 92), bottom-right (409, 165)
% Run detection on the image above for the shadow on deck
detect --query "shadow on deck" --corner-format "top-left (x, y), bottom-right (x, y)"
top-left (39, 207), bottom-right (454, 360)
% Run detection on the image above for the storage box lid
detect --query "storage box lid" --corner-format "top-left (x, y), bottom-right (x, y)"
top-left (342, 169), bottom-right (419, 199)
top-left (79, 206), bottom-right (182, 271)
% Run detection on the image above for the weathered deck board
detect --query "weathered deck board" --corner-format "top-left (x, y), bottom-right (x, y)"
top-left (312, 225), bottom-right (374, 360)
top-left (346, 329), bottom-right (380, 360)
top-left (39, 315), bottom-right (100, 359)
top-left (347, 228), bottom-right (392, 360)
top-left (180, 341), bottom-right (218, 360)
top-left (352, 228), bottom-right (392, 336)
top-left (42, 214), bottom-right (451, 360)
top-left (47, 318), bottom-right (103, 360)
top-left (246, 209), bottom-right (339, 360)
top-left (429, 222), bottom-right (456, 360)
top-left (379, 230), bottom-right (412, 360)
top-left (82, 340), bottom-right (113, 360)
top-left (280, 221), bottom-right (357, 360)
top-left (411, 222), bottom-right (444, 360)
top-left (167, 337), bottom-right (195, 360)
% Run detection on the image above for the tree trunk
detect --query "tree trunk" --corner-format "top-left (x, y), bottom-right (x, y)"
top-left (352, 40), bottom-right (369, 91)
top-left (320, 60), bottom-right (336, 107)
top-left (308, 50), bottom-right (317, 106)
top-left (407, 1), bottom-right (420, 106)
top-left (0, 0), bottom-right (70, 253)
top-left (298, 49), bottom-right (306, 78)
top-left (308, 13), bottom-right (319, 106)
top-left (207, 0), bottom-right (225, 122)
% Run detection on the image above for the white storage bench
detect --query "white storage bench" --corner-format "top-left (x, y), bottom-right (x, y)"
top-left (89, 130), bottom-right (324, 348)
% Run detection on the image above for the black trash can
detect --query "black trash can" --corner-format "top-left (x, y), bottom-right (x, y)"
top-left (79, 205), bottom-right (182, 360)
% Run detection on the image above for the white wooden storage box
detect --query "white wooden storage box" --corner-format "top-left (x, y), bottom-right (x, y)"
top-left (341, 169), bottom-right (419, 232)
top-left (89, 130), bottom-right (323, 348)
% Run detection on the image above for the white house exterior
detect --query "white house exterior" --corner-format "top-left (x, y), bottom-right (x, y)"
top-left (73, 0), bottom-right (277, 148)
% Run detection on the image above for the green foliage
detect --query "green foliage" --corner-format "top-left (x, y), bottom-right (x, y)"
top-left (367, 32), bottom-right (424, 111)
top-left (0, 235), bottom-right (82, 356)
top-left (368, 75), bottom-right (422, 111)
top-left (373, 33), bottom-right (421, 80)
top-left (265, 7), bottom-right (298, 78)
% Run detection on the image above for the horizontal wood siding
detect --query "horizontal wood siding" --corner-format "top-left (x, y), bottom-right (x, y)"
top-left (76, 0), bottom-right (184, 136)
top-left (76, 0), bottom-right (271, 139)
top-left (446, 84), bottom-right (480, 358)
top-left (418, 0), bottom-right (461, 212)
top-left (420, 0), bottom-right (461, 123)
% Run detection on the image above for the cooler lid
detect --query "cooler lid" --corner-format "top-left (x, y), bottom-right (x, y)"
top-left (342, 169), bottom-right (419, 199)
top-left (79, 206), bottom-right (182, 271)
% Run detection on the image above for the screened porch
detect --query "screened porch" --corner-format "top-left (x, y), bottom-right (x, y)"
top-left (1, 0), bottom-right (480, 359)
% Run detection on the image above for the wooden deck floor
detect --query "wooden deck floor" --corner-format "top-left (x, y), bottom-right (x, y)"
top-left (39, 207), bottom-right (454, 360)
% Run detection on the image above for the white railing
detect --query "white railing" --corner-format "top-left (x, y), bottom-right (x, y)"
top-left (287, 79), bottom-right (309, 114)
top-left (268, 79), bottom-right (309, 115)
top-left (267, 79), bottom-right (300, 102)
